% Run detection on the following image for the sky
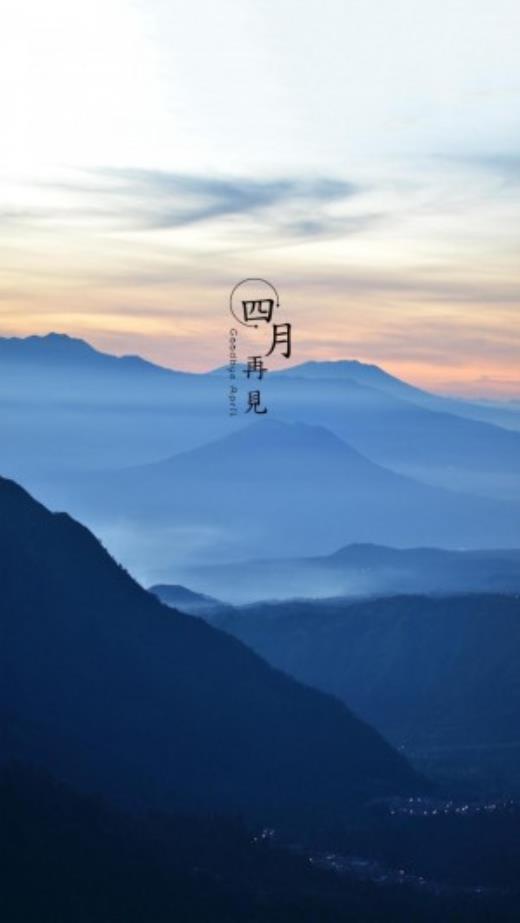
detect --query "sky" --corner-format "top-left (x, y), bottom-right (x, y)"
top-left (0, 0), bottom-right (519, 396)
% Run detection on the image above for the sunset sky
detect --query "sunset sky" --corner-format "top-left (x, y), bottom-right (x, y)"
top-left (1, 0), bottom-right (519, 395)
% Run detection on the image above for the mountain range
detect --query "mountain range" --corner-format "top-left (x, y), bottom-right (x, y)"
top-left (2, 332), bottom-right (520, 581)
top-left (2, 333), bottom-right (520, 918)
top-left (172, 543), bottom-right (520, 604)
top-left (2, 332), bottom-right (520, 494)
top-left (0, 333), bottom-right (234, 477)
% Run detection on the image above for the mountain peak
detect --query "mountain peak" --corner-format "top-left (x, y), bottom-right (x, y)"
top-left (0, 331), bottom-right (96, 356)
top-left (281, 358), bottom-right (383, 377)
top-left (240, 417), bottom-right (346, 445)
top-left (291, 358), bottom-right (380, 371)
top-left (279, 358), bottom-right (428, 401)
top-left (0, 331), bottom-right (191, 377)
top-left (36, 332), bottom-right (89, 345)
top-left (171, 417), bottom-right (366, 465)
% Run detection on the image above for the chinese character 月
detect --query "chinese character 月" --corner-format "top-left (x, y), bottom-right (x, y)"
top-left (266, 323), bottom-right (292, 359)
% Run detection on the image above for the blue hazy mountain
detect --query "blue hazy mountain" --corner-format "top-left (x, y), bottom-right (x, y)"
top-left (0, 332), bottom-right (184, 373)
top-left (174, 543), bottom-right (520, 604)
top-left (277, 358), bottom-right (428, 400)
top-left (195, 593), bottom-right (520, 793)
top-left (258, 371), bottom-right (520, 501)
top-left (46, 418), bottom-right (520, 586)
top-left (277, 359), bottom-right (520, 432)
top-left (0, 333), bottom-right (236, 477)
top-left (0, 474), bottom-right (423, 831)
top-left (2, 331), bottom-right (520, 587)
top-left (2, 334), bottom-right (520, 504)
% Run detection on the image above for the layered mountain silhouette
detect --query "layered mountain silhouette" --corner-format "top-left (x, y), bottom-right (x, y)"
top-left (175, 543), bottom-right (520, 604)
top-left (0, 333), bottom-right (232, 476)
top-left (0, 475), bottom-right (422, 831)
top-left (2, 333), bottom-right (520, 504)
top-left (2, 332), bottom-right (520, 587)
top-left (50, 419), bottom-right (520, 584)
top-left (200, 593), bottom-right (520, 790)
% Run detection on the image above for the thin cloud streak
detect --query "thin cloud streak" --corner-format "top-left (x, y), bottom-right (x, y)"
top-left (13, 168), bottom-right (363, 236)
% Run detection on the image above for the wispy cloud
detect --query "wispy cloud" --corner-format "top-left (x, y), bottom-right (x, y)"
top-left (18, 168), bottom-right (363, 237)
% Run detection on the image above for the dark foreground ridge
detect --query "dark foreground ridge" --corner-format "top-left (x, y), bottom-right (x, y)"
top-left (0, 475), bottom-right (422, 834)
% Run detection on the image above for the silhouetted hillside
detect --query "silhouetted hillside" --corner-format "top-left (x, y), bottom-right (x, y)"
top-left (0, 476), bottom-right (422, 833)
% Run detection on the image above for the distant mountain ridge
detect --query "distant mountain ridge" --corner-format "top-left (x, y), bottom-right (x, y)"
top-left (168, 542), bottom-right (520, 604)
top-left (278, 358), bottom-right (520, 432)
top-left (278, 358), bottom-right (429, 399)
top-left (0, 332), bottom-right (190, 376)
top-left (2, 331), bottom-right (518, 423)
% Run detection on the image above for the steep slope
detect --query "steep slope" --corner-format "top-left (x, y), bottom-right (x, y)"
top-left (0, 476), bottom-right (421, 832)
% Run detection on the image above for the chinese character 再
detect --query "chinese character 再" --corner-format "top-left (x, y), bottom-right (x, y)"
top-left (241, 299), bottom-right (275, 324)
top-left (266, 323), bottom-right (292, 359)
top-left (243, 356), bottom-right (268, 380)
top-left (246, 390), bottom-right (267, 414)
